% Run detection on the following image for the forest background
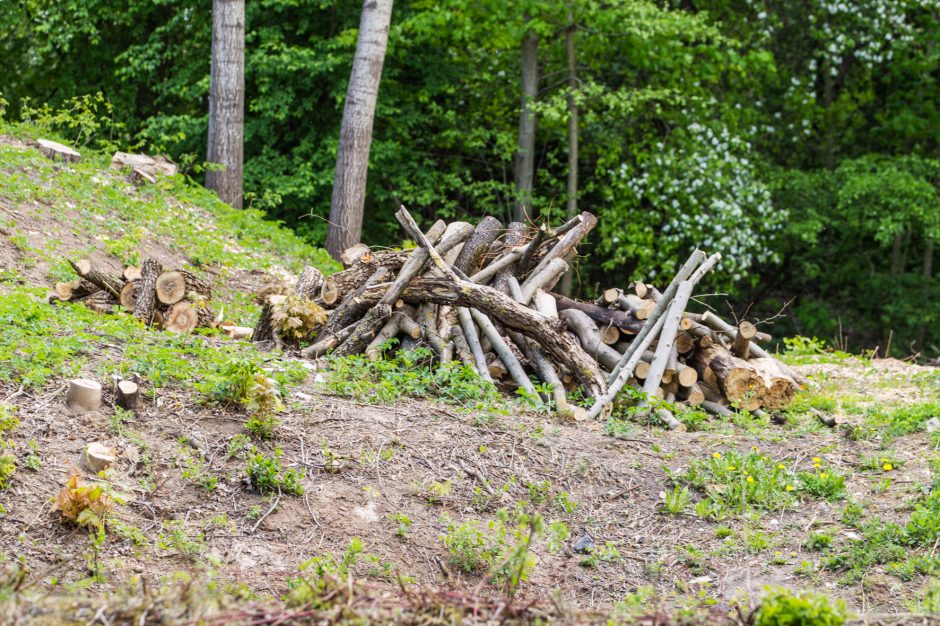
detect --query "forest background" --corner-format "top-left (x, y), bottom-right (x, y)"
top-left (2, 0), bottom-right (938, 356)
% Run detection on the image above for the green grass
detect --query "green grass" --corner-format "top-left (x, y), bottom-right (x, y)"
top-left (0, 287), bottom-right (308, 397)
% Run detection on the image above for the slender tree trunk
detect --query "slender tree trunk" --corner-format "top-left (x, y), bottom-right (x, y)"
top-left (206, 0), bottom-right (245, 209)
top-left (325, 0), bottom-right (394, 260)
top-left (559, 14), bottom-right (579, 296)
top-left (917, 239), bottom-right (934, 348)
top-left (513, 27), bottom-right (539, 224)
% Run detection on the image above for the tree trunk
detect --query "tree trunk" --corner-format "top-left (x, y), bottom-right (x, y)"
top-left (325, 0), bottom-right (395, 259)
top-left (206, 0), bottom-right (245, 208)
top-left (513, 26), bottom-right (539, 224)
top-left (559, 11), bottom-right (578, 297)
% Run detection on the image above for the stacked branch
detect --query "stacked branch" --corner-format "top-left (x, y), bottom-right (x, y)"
top-left (289, 209), bottom-right (802, 422)
top-left (49, 258), bottom-right (218, 334)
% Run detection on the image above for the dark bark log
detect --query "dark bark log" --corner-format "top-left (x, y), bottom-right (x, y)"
top-left (301, 322), bottom-right (358, 358)
top-left (551, 293), bottom-right (644, 333)
top-left (526, 211), bottom-right (597, 281)
top-left (294, 266), bottom-right (325, 300)
top-left (133, 258), bottom-right (163, 324)
top-left (319, 267), bottom-right (390, 338)
top-left (333, 304), bottom-right (392, 357)
top-left (453, 216), bottom-right (502, 275)
top-left (206, 0), bottom-right (245, 208)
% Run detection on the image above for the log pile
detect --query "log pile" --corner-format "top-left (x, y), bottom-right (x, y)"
top-left (49, 258), bottom-right (217, 334)
top-left (262, 208), bottom-right (804, 423)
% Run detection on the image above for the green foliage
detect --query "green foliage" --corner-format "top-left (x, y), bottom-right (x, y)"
top-left (662, 485), bottom-right (691, 515)
top-left (286, 538), bottom-right (366, 608)
top-left (323, 347), bottom-right (506, 415)
top-left (753, 587), bottom-right (848, 626)
top-left (675, 451), bottom-right (797, 518)
top-left (244, 448), bottom-right (305, 496)
top-left (177, 444), bottom-right (217, 492)
top-left (0, 454), bottom-right (14, 490)
top-left (798, 467), bottom-right (847, 502)
top-left (579, 541), bottom-right (622, 568)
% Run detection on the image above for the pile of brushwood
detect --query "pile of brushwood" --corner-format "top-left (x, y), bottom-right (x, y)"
top-left (50, 258), bottom-right (216, 333)
top-left (254, 208), bottom-right (805, 423)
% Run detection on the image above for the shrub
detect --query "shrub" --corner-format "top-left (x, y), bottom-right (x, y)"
top-left (754, 587), bottom-right (848, 626)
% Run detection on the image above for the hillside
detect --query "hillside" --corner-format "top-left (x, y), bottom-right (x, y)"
top-left (0, 131), bottom-right (938, 624)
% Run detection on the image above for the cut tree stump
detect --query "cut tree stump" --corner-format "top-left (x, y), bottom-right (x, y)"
top-left (116, 380), bottom-right (140, 412)
top-left (67, 379), bottom-right (102, 414)
top-left (84, 442), bottom-right (116, 473)
top-left (119, 280), bottom-right (138, 310)
top-left (37, 139), bottom-right (81, 163)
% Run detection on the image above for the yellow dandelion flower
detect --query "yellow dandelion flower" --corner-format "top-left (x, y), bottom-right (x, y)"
top-left (883, 463), bottom-right (893, 471)
top-left (713, 452), bottom-right (722, 459)
top-left (777, 464), bottom-right (786, 470)
top-left (747, 476), bottom-right (755, 483)
top-left (812, 457), bottom-right (821, 463)
top-left (775, 551), bottom-right (782, 556)
top-left (752, 446), bottom-right (759, 452)
top-left (820, 473), bottom-right (828, 479)
top-left (786, 485), bottom-right (794, 491)
top-left (728, 465), bottom-right (736, 471)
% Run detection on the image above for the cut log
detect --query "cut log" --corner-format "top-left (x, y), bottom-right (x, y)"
top-left (450, 326), bottom-right (475, 369)
top-left (69, 259), bottom-right (124, 299)
top-left (520, 258), bottom-right (568, 304)
top-left (560, 309), bottom-right (621, 371)
top-left (397, 306), bottom-right (422, 339)
top-left (680, 382), bottom-right (705, 406)
top-left (732, 321), bottom-right (757, 359)
top-left (675, 331), bottom-right (696, 355)
top-left (82, 290), bottom-right (117, 314)
top-left (37, 138), bottom-right (81, 163)
top-left (123, 266), bottom-right (141, 282)
top-left (67, 379), bottom-right (102, 414)
top-left (116, 380), bottom-right (140, 412)
top-left (133, 258), bottom-right (163, 324)
top-left (453, 215), bottom-right (502, 275)
top-left (689, 345), bottom-right (764, 411)
top-left (110, 152), bottom-right (178, 177)
top-left (492, 222), bottom-right (528, 294)
top-left (697, 311), bottom-right (806, 385)
top-left (294, 266), bottom-right (325, 299)
top-left (341, 243), bottom-right (372, 268)
top-left (54, 279), bottom-right (97, 302)
top-left (552, 293), bottom-right (644, 334)
top-left (469, 246), bottom-right (525, 284)
top-left (676, 363), bottom-right (698, 387)
top-left (702, 401), bottom-right (733, 418)
top-left (638, 281), bottom-right (695, 412)
top-left (300, 322), bottom-right (358, 358)
top-left (155, 269), bottom-right (211, 305)
top-left (119, 280), bottom-right (138, 310)
top-left (533, 289), bottom-right (558, 318)
top-left (469, 310), bottom-right (534, 395)
top-left (749, 357), bottom-right (798, 409)
top-left (164, 302), bottom-right (199, 334)
top-left (365, 314), bottom-right (402, 360)
top-left (333, 304), bottom-right (393, 357)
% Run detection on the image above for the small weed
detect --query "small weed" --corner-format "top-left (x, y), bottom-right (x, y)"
top-left (805, 531), bottom-right (833, 552)
top-left (178, 444), bottom-right (217, 492)
top-left (245, 448), bottom-right (304, 496)
top-left (391, 513), bottom-right (412, 537)
top-left (157, 520), bottom-right (205, 560)
top-left (663, 485), bottom-right (691, 515)
top-left (798, 464), bottom-right (846, 501)
top-left (580, 541), bottom-right (622, 568)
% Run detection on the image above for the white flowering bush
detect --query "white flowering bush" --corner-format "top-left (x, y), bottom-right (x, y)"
top-left (599, 123), bottom-right (784, 286)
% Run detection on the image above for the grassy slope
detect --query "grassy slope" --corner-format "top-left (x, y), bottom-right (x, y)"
top-left (0, 129), bottom-right (938, 625)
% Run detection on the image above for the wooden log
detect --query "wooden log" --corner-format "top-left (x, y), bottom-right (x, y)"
top-left (689, 345), bottom-right (764, 411)
top-left (469, 246), bottom-right (525, 284)
top-left (164, 302), bottom-right (198, 334)
top-left (252, 297), bottom-right (277, 346)
top-left (697, 311), bottom-right (805, 385)
top-left (552, 293), bottom-right (644, 334)
top-left (66, 379), bottom-right (101, 413)
top-left (457, 307), bottom-right (492, 382)
top-left (675, 331), bottom-right (696, 355)
top-left (617, 294), bottom-right (655, 320)
top-left (638, 281), bottom-right (695, 412)
top-left (749, 357), bottom-right (798, 409)
top-left (70, 259), bottom-right (124, 299)
top-left (365, 315), bottom-right (402, 360)
top-left (319, 267), bottom-right (391, 338)
top-left (84, 442), bottom-right (116, 473)
top-left (676, 363), bottom-right (698, 387)
top-left (340, 243), bottom-right (372, 268)
top-left (732, 321), bottom-right (757, 359)
top-left (300, 322), bottom-right (358, 358)
top-left (82, 290), bottom-right (117, 314)
top-left (486, 355), bottom-right (508, 380)
top-left (414, 303), bottom-right (449, 359)
top-left (525, 211), bottom-right (597, 282)
top-left (634, 361), bottom-right (650, 380)
top-left (397, 306), bottom-right (422, 339)
top-left (702, 401), bottom-right (733, 418)
top-left (294, 266), bottom-right (325, 299)
top-left (533, 289), bottom-right (558, 318)
top-left (53, 279), bottom-right (97, 302)
top-left (155, 269), bottom-right (212, 305)
top-left (116, 380), bottom-right (140, 412)
top-left (469, 309), bottom-right (536, 394)
top-left (450, 326), bottom-right (475, 369)
top-left (680, 382), bottom-right (705, 406)
top-left (560, 309), bottom-right (621, 371)
top-left (122, 266), bottom-right (141, 282)
top-left (119, 280), bottom-right (138, 310)
top-left (519, 258), bottom-right (568, 304)
top-left (333, 305), bottom-right (393, 357)
top-left (600, 325), bottom-right (620, 345)
top-left (656, 403), bottom-right (686, 432)
top-left (492, 222), bottom-right (528, 294)
top-left (607, 250), bottom-right (711, 384)
top-left (630, 281), bottom-right (648, 299)
top-left (133, 258), bottom-right (163, 325)
top-left (453, 216), bottom-right (502, 275)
